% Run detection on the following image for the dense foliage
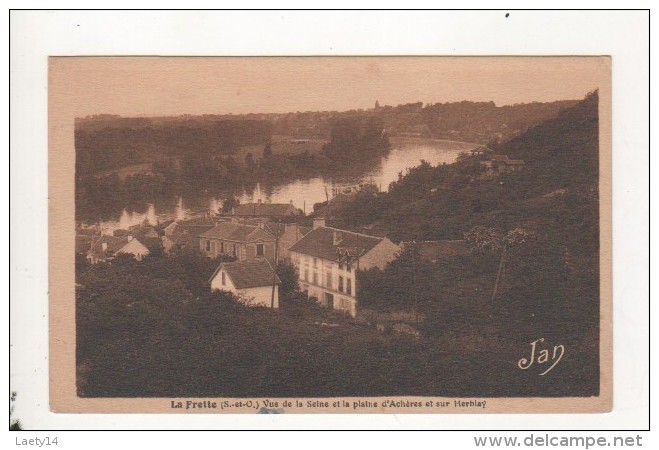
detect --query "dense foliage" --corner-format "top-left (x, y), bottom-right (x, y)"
top-left (77, 250), bottom-right (595, 397)
top-left (322, 116), bottom-right (390, 162)
top-left (352, 92), bottom-right (600, 395)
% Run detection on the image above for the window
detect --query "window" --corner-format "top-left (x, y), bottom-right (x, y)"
top-left (313, 258), bottom-right (317, 267)
top-left (339, 263), bottom-right (343, 270)
top-left (304, 268), bottom-right (309, 282)
top-left (326, 272), bottom-right (332, 289)
top-left (256, 243), bottom-right (264, 256)
top-left (232, 244), bottom-right (237, 257)
top-left (325, 293), bottom-right (334, 309)
top-left (346, 262), bottom-right (352, 272)
top-left (221, 272), bottom-right (226, 286)
top-left (346, 278), bottom-right (352, 295)
top-left (312, 272), bottom-right (318, 285)
top-left (220, 242), bottom-right (224, 253)
top-left (338, 276), bottom-right (344, 293)
top-left (205, 240), bottom-right (211, 252)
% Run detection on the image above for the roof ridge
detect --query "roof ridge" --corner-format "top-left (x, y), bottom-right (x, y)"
top-left (323, 226), bottom-right (383, 241)
top-left (209, 221), bottom-right (259, 230)
top-left (403, 239), bottom-right (466, 243)
top-left (264, 257), bottom-right (277, 274)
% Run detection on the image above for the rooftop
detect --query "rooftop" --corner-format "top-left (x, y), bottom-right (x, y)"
top-left (231, 202), bottom-right (297, 217)
top-left (75, 235), bottom-right (94, 254)
top-left (176, 216), bottom-right (219, 227)
top-left (199, 222), bottom-right (275, 243)
top-left (88, 235), bottom-right (132, 258)
top-left (490, 154), bottom-right (525, 165)
top-left (288, 226), bottom-right (384, 261)
top-left (211, 259), bottom-right (281, 289)
top-left (138, 236), bottom-right (164, 252)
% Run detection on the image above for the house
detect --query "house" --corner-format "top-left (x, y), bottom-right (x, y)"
top-left (162, 217), bottom-right (217, 254)
top-left (209, 259), bottom-right (280, 308)
top-left (402, 240), bottom-right (470, 264)
top-left (288, 218), bottom-right (400, 317)
top-left (228, 199), bottom-right (300, 220)
top-left (221, 219), bottom-right (311, 260)
top-left (75, 235), bottom-right (94, 255)
top-left (138, 236), bottom-right (165, 255)
top-left (268, 222), bottom-right (312, 260)
top-left (163, 216), bottom-right (217, 237)
top-left (199, 222), bottom-right (276, 262)
top-left (86, 235), bottom-right (151, 264)
top-left (480, 154), bottom-right (525, 175)
top-left (277, 223), bottom-right (312, 260)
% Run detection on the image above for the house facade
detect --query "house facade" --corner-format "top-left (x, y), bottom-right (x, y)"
top-left (209, 259), bottom-right (280, 308)
top-left (288, 219), bottom-right (400, 317)
top-left (199, 222), bottom-right (276, 262)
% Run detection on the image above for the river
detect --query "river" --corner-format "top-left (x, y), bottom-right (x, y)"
top-left (96, 138), bottom-right (479, 233)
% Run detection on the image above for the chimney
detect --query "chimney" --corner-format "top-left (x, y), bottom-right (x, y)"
top-left (102, 242), bottom-right (108, 252)
top-left (313, 217), bottom-right (326, 229)
top-left (333, 231), bottom-right (343, 246)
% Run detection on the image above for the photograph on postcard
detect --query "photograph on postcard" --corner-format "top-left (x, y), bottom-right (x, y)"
top-left (49, 56), bottom-right (611, 413)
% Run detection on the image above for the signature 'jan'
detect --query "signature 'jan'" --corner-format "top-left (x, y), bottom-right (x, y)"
top-left (517, 338), bottom-right (565, 376)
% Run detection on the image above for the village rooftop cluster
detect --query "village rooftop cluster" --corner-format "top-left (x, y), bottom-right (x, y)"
top-left (76, 149), bottom-right (523, 318)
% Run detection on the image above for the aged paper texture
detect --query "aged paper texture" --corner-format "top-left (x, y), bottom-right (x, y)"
top-left (49, 56), bottom-right (611, 414)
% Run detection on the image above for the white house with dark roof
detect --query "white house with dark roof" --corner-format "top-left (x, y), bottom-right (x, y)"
top-left (86, 235), bottom-right (151, 264)
top-left (288, 218), bottom-right (400, 317)
top-left (199, 222), bottom-right (276, 262)
top-left (209, 259), bottom-right (280, 308)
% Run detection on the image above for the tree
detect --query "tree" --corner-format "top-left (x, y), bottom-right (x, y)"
top-left (464, 226), bottom-right (531, 301)
top-left (263, 141), bottom-right (273, 159)
top-left (222, 196), bottom-right (240, 214)
top-left (244, 152), bottom-right (255, 168)
top-left (276, 259), bottom-right (300, 301)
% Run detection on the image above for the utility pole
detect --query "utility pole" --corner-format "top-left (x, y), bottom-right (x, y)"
top-left (324, 186), bottom-right (330, 224)
top-left (270, 222), bottom-right (280, 309)
top-left (491, 244), bottom-right (507, 302)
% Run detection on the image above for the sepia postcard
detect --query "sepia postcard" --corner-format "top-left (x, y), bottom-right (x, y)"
top-left (49, 56), bottom-right (612, 414)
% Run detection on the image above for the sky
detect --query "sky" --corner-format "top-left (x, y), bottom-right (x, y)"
top-left (50, 57), bottom-right (609, 117)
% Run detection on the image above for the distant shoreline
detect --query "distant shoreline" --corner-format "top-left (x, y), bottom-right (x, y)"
top-left (389, 136), bottom-right (481, 148)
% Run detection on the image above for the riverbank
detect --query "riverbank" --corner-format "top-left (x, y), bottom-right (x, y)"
top-left (78, 139), bottom-right (476, 230)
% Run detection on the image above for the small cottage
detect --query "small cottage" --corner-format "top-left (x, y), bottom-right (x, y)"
top-left (86, 235), bottom-right (150, 264)
top-left (209, 259), bottom-right (280, 308)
